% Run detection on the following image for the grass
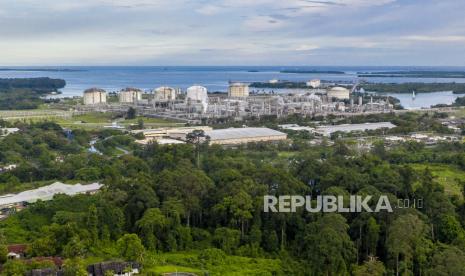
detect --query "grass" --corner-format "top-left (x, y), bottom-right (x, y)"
top-left (143, 251), bottom-right (283, 276)
top-left (410, 163), bottom-right (464, 199)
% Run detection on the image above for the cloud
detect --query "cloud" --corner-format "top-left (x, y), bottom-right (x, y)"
top-left (195, 4), bottom-right (224, 15)
top-left (402, 35), bottom-right (465, 43)
top-left (295, 44), bottom-right (320, 51)
top-left (243, 16), bottom-right (286, 31)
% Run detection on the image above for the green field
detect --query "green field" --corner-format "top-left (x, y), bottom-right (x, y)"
top-left (411, 164), bottom-right (465, 198)
top-left (142, 251), bottom-right (283, 276)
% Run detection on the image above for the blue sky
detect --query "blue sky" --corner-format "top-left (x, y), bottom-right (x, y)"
top-left (1, 0), bottom-right (464, 66)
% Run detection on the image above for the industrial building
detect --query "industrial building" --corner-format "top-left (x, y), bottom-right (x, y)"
top-left (83, 88), bottom-right (107, 105)
top-left (118, 87), bottom-right (142, 104)
top-left (154, 86), bottom-right (177, 101)
top-left (205, 127), bottom-right (287, 145)
top-left (132, 126), bottom-right (212, 138)
top-left (228, 82), bottom-right (250, 98)
top-left (327, 87), bottom-right (350, 100)
top-left (0, 182), bottom-right (102, 208)
top-left (307, 79), bottom-right (321, 88)
top-left (314, 122), bottom-right (396, 136)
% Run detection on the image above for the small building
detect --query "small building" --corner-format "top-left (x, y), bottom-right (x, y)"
top-left (306, 79), bottom-right (321, 88)
top-left (205, 127), bottom-right (287, 145)
top-left (315, 122), bottom-right (396, 137)
top-left (0, 128), bottom-right (19, 136)
top-left (228, 82), bottom-right (249, 98)
top-left (87, 261), bottom-right (140, 276)
top-left (119, 88), bottom-right (142, 104)
top-left (83, 88), bottom-right (107, 105)
top-left (7, 244), bottom-right (27, 259)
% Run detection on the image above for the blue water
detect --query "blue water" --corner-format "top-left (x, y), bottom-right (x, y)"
top-left (1, 66), bottom-right (465, 108)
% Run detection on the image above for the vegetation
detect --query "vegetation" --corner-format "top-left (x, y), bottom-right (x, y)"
top-left (0, 78), bottom-right (65, 110)
top-left (360, 82), bottom-right (465, 94)
top-left (0, 112), bottom-right (464, 275)
top-left (358, 71), bottom-right (465, 78)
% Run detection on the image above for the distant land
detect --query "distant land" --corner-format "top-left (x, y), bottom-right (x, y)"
top-left (0, 77), bottom-right (65, 109)
top-left (280, 70), bottom-right (346, 74)
top-left (0, 68), bottom-right (85, 72)
top-left (358, 71), bottom-right (465, 78)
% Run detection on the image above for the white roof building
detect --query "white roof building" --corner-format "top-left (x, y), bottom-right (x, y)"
top-left (315, 122), bottom-right (396, 136)
top-left (0, 182), bottom-right (103, 207)
top-left (205, 127), bottom-right (287, 145)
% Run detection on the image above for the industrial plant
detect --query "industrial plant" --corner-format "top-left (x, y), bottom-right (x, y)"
top-left (79, 80), bottom-right (394, 122)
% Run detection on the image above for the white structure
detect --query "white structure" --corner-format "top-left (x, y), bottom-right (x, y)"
top-left (306, 79), bottom-right (321, 88)
top-left (119, 87), bottom-right (142, 103)
top-left (154, 86), bottom-right (176, 101)
top-left (315, 122), bottom-right (396, 137)
top-left (83, 88), bottom-right (107, 105)
top-left (327, 87), bottom-right (350, 100)
top-left (0, 182), bottom-right (103, 207)
top-left (228, 82), bottom-right (249, 98)
top-left (205, 127), bottom-right (287, 145)
top-left (186, 85), bottom-right (208, 112)
top-left (269, 79), bottom-right (279, 84)
top-left (0, 128), bottom-right (19, 137)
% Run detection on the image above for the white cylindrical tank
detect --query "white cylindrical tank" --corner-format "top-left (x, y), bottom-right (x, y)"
top-left (186, 85), bottom-right (208, 102)
top-left (83, 88), bottom-right (107, 105)
top-left (228, 82), bottom-right (249, 98)
top-left (154, 86), bottom-right (176, 101)
top-left (327, 87), bottom-right (350, 100)
top-left (186, 85), bottom-right (208, 113)
top-left (119, 87), bottom-right (142, 103)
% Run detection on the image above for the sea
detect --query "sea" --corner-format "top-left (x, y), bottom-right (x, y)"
top-left (1, 66), bottom-right (465, 109)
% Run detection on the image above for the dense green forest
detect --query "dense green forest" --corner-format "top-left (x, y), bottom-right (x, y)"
top-left (0, 113), bottom-right (464, 275)
top-left (0, 78), bottom-right (65, 110)
top-left (360, 82), bottom-right (465, 94)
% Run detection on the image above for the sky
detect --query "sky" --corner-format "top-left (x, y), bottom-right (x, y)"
top-left (0, 0), bottom-right (465, 66)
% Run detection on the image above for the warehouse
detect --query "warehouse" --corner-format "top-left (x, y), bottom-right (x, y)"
top-left (315, 122), bottom-right (396, 136)
top-left (205, 127), bottom-right (287, 145)
top-left (0, 182), bottom-right (102, 208)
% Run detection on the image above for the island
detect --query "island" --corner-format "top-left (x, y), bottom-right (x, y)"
top-left (0, 77), bottom-right (66, 109)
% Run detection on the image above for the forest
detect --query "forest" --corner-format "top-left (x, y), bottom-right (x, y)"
top-left (0, 113), bottom-right (464, 275)
top-left (0, 78), bottom-right (65, 110)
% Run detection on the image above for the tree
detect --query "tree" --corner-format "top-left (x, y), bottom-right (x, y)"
top-left (1, 260), bottom-right (27, 276)
top-left (386, 213), bottom-right (427, 276)
top-left (186, 130), bottom-right (209, 168)
top-left (117, 234), bottom-right (145, 262)
top-left (86, 204), bottom-right (98, 243)
top-left (136, 208), bottom-right (167, 250)
top-left (353, 258), bottom-right (386, 276)
top-left (366, 217), bottom-right (380, 257)
top-left (301, 214), bottom-right (356, 275)
top-left (126, 107), bottom-right (136, 119)
top-left (63, 258), bottom-right (87, 276)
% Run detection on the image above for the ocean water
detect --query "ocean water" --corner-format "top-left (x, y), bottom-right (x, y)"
top-left (1, 66), bottom-right (464, 108)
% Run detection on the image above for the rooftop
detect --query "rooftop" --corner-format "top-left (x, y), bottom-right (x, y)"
top-left (0, 182), bottom-right (103, 206)
top-left (206, 127), bottom-right (286, 140)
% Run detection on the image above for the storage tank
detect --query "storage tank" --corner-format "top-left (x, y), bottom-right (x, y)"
top-left (186, 86), bottom-right (208, 113)
top-left (327, 87), bottom-right (350, 100)
top-left (83, 88), bottom-right (107, 105)
top-left (154, 86), bottom-right (176, 101)
top-left (118, 87), bottom-right (142, 103)
top-left (228, 82), bottom-right (249, 98)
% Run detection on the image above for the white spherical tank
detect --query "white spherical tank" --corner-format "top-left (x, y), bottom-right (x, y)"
top-left (154, 86), bottom-right (176, 101)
